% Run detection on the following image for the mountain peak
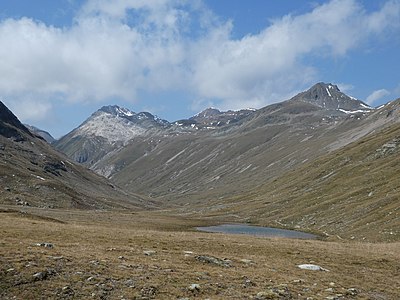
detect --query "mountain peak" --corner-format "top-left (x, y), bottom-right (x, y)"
top-left (99, 105), bottom-right (135, 117)
top-left (290, 82), bottom-right (372, 112)
top-left (192, 107), bottom-right (221, 119)
top-left (314, 82), bottom-right (340, 92)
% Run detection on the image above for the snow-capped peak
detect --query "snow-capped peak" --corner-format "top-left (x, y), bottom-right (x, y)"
top-left (74, 112), bottom-right (145, 143)
top-left (100, 105), bottom-right (136, 118)
top-left (117, 107), bottom-right (134, 117)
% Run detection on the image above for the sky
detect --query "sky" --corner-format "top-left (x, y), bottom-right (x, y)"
top-left (0, 0), bottom-right (399, 138)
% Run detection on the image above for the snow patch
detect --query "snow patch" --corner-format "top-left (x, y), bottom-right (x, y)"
top-left (326, 88), bottom-right (332, 97)
top-left (338, 109), bottom-right (370, 114)
top-left (32, 174), bottom-right (46, 181)
top-left (117, 107), bottom-right (134, 116)
top-left (360, 103), bottom-right (373, 109)
top-left (376, 104), bottom-right (386, 109)
top-left (165, 148), bottom-right (187, 164)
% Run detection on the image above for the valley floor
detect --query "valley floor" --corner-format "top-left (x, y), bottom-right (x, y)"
top-left (0, 206), bottom-right (399, 299)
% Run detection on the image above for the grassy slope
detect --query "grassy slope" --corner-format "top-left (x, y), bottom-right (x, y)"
top-left (197, 122), bottom-right (400, 242)
top-left (0, 207), bottom-right (399, 299)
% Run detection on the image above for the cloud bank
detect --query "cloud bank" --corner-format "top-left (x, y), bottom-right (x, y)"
top-left (0, 0), bottom-right (399, 121)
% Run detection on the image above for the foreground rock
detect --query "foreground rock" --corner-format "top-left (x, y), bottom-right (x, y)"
top-left (195, 255), bottom-right (232, 267)
top-left (255, 284), bottom-right (292, 299)
top-left (297, 264), bottom-right (330, 271)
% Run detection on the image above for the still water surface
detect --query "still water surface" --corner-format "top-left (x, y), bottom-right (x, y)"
top-left (197, 224), bottom-right (318, 239)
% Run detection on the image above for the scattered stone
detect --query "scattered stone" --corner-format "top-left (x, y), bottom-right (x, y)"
top-left (255, 284), bottom-right (291, 299)
top-left (346, 288), bottom-right (358, 296)
top-left (183, 251), bottom-right (194, 255)
top-left (143, 250), bottom-right (156, 256)
top-left (118, 256), bottom-right (125, 260)
top-left (125, 279), bottom-right (135, 288)
top-left (140, 286), bottom-right (158, 298)
top-left (33, 269), bottom-right (56, 281)
top-left (243, 277), bottom-right (256, 288)
top-left (57, 286), bottom-right (75, 298)
top-left (6, 268), bottom-right (15, 272)
top-left (36, 242), bottom-right (54, 248)
top-left (16, 198), bottom-right (30, 206)
top-left (293, 279), bottom-right (303, 284)
top-left (25, 261), bottom-right (37, 268)
top-left (329, 282), bottom-right (335, 287)
top-left (325, 288), bottom-right (334, 292)
top-left (240, 258), bottom-right (254, 265)
top-left (297, 264), bottom-right (329, 271)
top-left (188, 283), bottom-right (200, 292)
top-left (255, 290), bottom-right (279, 299)
top-left (195, 255), bottom-right (232, 267)
top-left (48, 256), bottom-right (64, 260)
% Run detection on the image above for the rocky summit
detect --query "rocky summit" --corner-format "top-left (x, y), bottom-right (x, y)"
top-left (291, 82), bottom-right (372, 113)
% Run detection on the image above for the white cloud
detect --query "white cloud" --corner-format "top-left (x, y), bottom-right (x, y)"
top-left (189, 0), bottom-right (400, 109)
top-left (0, 0), bottom-right (399, 122)
top-left (3, 97), bottom-right (53, 121)
top-left (366, 89), bottom-right (391, 105)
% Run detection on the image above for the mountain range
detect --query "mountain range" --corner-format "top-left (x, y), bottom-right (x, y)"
top-left (54, 82), bottom-right (375, 200)
top-left (0, 101), bottom-right (150, 210)
top-left (2, 82), bottom-right (399, 241)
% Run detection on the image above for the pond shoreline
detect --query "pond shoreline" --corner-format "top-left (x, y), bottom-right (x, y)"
top-left (197, 223), bottom-right (319, 240)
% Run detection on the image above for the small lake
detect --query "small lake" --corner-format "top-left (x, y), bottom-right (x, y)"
top-left (197, 224), bottom-right (318, 240)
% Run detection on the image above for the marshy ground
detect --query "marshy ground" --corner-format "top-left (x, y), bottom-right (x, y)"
top-left (0, 206), bottom-right (399, 299)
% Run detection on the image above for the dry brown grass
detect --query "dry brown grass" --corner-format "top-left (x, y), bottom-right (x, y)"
top-left (1, 206), bottom-right (399, 299)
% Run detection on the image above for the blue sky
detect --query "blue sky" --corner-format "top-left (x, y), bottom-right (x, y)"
top-left (0, 0), bottom-right (399, 138)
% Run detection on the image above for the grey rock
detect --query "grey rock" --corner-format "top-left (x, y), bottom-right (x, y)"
top-left (255, 284), bottom-right (291, 299)
top-left (346, 288), bottom-right (358, 296)
top-left (57, 286), bottom-right (75, 298)
top-left (143, 250), bottom-right (156, 256)
top-left (36, 242), bottom-right (54, 248)
top-left (33, 269), bottom-right (56, 281)
top-left (297, 264), bottom-right (329, 271)
top-left (240, 258), bottom-right (254, 265)
top-left (188, 283), bottom-right (200, 292)
top-left (195, 255), bottom-right (232, 267)
top-left (125, 279), bottom-right (135, 288)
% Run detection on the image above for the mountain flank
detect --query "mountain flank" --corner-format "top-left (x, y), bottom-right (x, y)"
top-left (73, 83), bottom-right (377, 202)
top-left (0, 101), bottom-right (151, 210)
top-left (50, 83), bottom-right (399, 241)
